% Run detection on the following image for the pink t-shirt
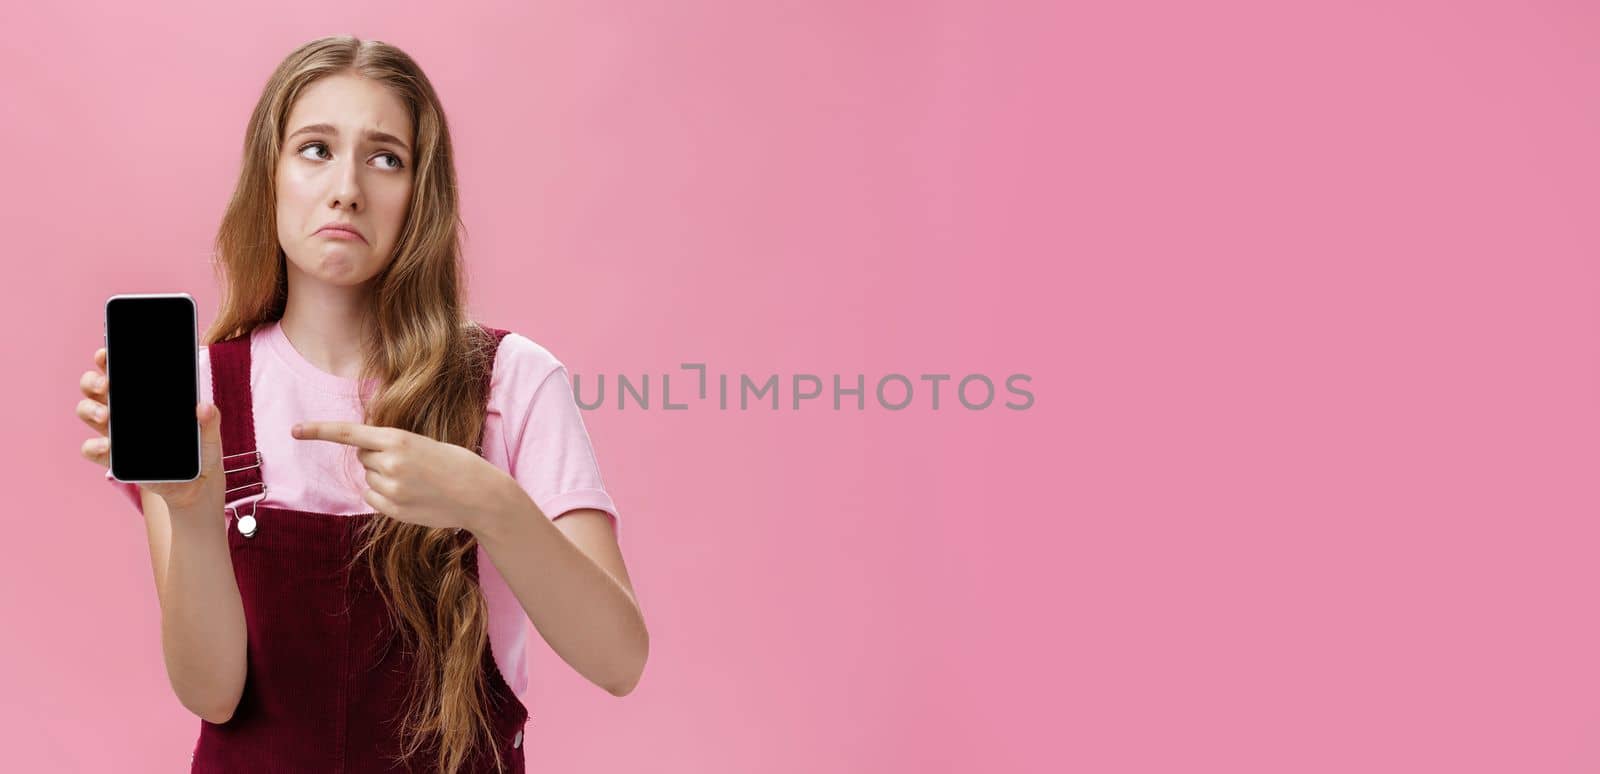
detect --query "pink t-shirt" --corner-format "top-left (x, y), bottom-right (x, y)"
top-left (104, 319), bottom-right (620, 701)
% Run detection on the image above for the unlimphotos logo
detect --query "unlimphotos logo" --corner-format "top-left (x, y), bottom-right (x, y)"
top-left (571, 363), bottom-right (1034, 411)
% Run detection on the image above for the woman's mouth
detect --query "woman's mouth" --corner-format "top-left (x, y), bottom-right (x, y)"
top-left (315, 224), bottom-right (367, 243)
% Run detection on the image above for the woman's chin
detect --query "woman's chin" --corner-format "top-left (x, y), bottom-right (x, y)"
top-left (285, 245), bottom-right (387, 287)
top-left (314, 249), bottom-right (378, 281)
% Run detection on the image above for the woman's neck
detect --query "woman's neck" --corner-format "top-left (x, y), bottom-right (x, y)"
top-left (279, 276), bottom-right (374, 381)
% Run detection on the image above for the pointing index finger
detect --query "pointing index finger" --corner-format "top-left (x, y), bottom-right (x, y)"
top-left (292, 421), bottom-right (390, 449)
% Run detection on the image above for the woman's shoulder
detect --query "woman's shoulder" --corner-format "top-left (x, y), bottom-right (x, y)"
top-left (481, 325), bottom-right (569, 399)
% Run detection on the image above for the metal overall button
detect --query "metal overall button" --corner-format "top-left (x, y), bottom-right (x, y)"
top-left (223, 450), bottom-right (266, 538)
top-left (227, 490), bottom-right (266, 538)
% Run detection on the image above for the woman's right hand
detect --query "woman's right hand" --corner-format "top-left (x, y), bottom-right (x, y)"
top-left (78, 346), bottom-right (227, 518)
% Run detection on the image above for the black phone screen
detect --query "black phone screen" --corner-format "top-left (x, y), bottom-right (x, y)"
top-left (106, 294), bottom-right (200, 482)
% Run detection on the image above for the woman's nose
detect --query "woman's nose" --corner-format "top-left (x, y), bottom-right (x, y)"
top-left (329, 157), bottom-right (362, 211)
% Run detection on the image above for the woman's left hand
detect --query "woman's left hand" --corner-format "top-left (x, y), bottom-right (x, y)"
top-left (292, 420), bottom-right (513, 532)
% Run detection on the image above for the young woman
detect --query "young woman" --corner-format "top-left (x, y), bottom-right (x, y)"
top-left (73, 35), bottom-right (646, 773)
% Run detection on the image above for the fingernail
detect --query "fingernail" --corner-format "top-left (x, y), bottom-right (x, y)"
top-left (94, 407), bottom-right (106, 420)
top-left (96, 376), bottom-right (107, 389)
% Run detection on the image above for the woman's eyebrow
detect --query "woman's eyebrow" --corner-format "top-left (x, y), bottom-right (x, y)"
top-left (286, 123), bottom-right (412, 155)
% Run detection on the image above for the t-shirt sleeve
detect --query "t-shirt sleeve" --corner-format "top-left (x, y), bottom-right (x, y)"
top-left (104, 344), bottom-right (212, 518)
top-left (498, 334), bottom-right (620, 530)
top-left (105, 469), bottom-right (146, 516)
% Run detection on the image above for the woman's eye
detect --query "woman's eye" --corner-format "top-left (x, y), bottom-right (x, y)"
top-left (297, 144), bottom-right (403, 171)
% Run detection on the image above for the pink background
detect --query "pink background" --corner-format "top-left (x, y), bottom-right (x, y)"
top-left (4, 1), bottom-right (1599, 771)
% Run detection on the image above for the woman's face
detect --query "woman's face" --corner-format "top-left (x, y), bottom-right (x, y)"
top-left (276, 72), bottom-right (414, 288)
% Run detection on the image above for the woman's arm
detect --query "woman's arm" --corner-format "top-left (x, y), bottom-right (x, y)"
top-left (469, 491), bottom-right (648, 697)
top-left (142, 488), bottom-right (248, 724)
top-left (289, 412), bottom-right (648, 696)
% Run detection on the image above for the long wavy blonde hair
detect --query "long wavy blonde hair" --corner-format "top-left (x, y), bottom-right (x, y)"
top-left (201, 35), bottom-right (505, 774)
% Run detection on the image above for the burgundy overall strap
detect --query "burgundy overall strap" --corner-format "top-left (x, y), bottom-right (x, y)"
top-left (470, 324), bottom-right (512, 455)
top-left (208, 332), bottom-right (264, 504)
top-left (464, 324), bottom-right (511, 576)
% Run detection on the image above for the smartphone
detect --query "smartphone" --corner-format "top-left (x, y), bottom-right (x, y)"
top-left (105, 293), bottom-right (201, 483)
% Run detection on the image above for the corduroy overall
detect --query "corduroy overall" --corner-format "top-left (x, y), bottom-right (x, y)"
top-left (191, 325), bottom-right (530, 773)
